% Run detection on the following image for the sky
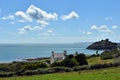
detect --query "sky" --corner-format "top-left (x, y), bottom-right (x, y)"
top-left (0, 0), bottom-right (120, 43)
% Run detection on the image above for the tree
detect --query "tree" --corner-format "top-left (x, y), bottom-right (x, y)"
top-left (75, 53), bottom-right (88, 66)
top-left (67, 54), bottom-right (74, 59)
top-left (62, 57), bottom-right (78, 67)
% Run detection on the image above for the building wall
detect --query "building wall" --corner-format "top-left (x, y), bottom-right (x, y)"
top-left (50, 51), bottom-right (67, 64)
top-left (50, 55), bottom-right (54, 64)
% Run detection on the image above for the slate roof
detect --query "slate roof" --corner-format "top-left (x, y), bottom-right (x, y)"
top-left (53, 53), bottom-right (65, 58)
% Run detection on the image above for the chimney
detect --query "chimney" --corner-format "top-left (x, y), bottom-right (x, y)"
top-left (63, 50), bottom-right (67, 56)
top-left (75, 52), bottom-right (78, 56)
top-left (52, 51), bottom-right (54, 57)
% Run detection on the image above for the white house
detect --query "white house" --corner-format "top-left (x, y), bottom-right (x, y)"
top-left (50, 51), bottom-right (67, 64)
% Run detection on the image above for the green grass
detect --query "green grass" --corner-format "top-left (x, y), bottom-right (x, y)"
top-left (1, 67), bottom-right (120, 80)
top-left (87, 56), bottom-right (114, 65)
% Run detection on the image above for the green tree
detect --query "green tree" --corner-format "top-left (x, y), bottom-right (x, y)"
top-left (67, 54), bottom-right (74, 59)
top-left (75, 53), bottom-right (88, 66)
top-left (62, 57), bottom-right (78, 68)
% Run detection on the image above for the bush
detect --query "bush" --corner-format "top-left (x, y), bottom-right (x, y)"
top-left (52, 67), bottom-right (73, 72)
top-left (23, 70), bottom-right (36, 75)
top-left (101, 49), bottom-right (120, 60)
top-left (90, 63), bottom-right (111, 69)
top-left (0, 63), bottom-right (14, 72)
top-left (73, 65), bottom-right (90, 71)
top-left (23, 67), bottom-right (73, 76)
top-left (22, 62), bottom-right (48, 70)
top-left (0, 72), bottom-right (14, 77)
top-left (51, 62), bottom-right (62, 67)
top-left (39, 62), bottom-right (48, 68)
top-left (67, 54), bottom-right (74, 59)
top-left (101, 51), bottom-right (114, 60)
top-left (62, 58), bottom-right (79, 67)
top-left (75, 53), bottom-right (88, 66)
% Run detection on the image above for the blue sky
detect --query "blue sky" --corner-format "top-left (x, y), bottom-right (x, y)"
top-left (0, 0), bottom-right (120, 43)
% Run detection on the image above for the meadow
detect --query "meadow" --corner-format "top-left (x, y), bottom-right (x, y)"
top-left (0, 67), bottom-right (120, 80)
top-left (87, 56), bottom-right (114, 65)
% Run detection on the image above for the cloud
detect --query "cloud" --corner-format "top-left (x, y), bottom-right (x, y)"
top-left (38, 30), bottom-right (55, 36)
top-left (2, 5), bottom-right (58, 35)
top-left (82, 31), bottom-right (93, 35)
top-left (2, 15), bottom-right (15, 24)
top-left (47, 30), bottom-right (53, 33)
top-left (91, 25), bottom-right (113, 33)
top-left (91, 25), bottom-right (98, 30)
top-left (99, 25), bottom-right (113, 33)
top-left (2, 15), bottom-right (14, 20)
top-left (27, 5), bottom-right (58, 21)
top-left (15, 11), bottom-right (32, 22)
top-left (37, 20), bottom-right (49, 27)
top-left (112, 25), bottom-right (118, 29)
top-left (15, 5), bottom-right (58, 22)
top-left (18, 25), bottom-right (43, 34)
top-left (105, 17), bottom-right (112, 20)
top-left (18, 29), bottom-right (26, 34)
top-left (86, 32), bottom-right (93, 35)
top-left (61, 11), bottom-right (79, 20)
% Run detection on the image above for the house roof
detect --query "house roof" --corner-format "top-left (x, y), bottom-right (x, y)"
top-left (53, 53), bottom-right (65, 58)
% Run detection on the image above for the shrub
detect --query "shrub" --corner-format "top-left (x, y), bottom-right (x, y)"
top-left (23, 70), bottom-right (35, 75)
top-left (62, 58), bottom-right (79, 67)
top-left (73, 65), bottom-right (90, 71)
top-left (22, 62), bottom-right (48, 70)
top-left (0, 72), bottom-right (14, 77)
top-left (52, 67), bottom-right (73, 72)
top-left (90, 64), bottom-right (103, 69)
top-left (75, 53), bottom-right (88, 66)
top-left (90, 63), bottom-right (111, 69)
top-left (51, 62), bottom-right (62, 67)
top-left (101, 49), bottom-right (120, 60)
top-left (101, 51), bottom-right (114, 60)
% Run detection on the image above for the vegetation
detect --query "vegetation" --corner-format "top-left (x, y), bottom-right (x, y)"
top-left (0, 39), bottom-right (120, 78)
top-left (0, 61), bottom-right (49, 77)
top-left (101, 49), bottom-right (120, 60)
top-left (62, 55), bottom-right (79, 67)
top-left (0, 50), bottom-right (120, 77)
top-left (1, 67), bottom-right (120, 80)
top-left (50, 53), bottom-right (88, 68)
top-left (0, 60), bottom-right (120, 77)
top-left (75, 53), bottom-right (88, 65)
top-left (50, 62), bottom-right (62, 67)
top-left (87, 56), bottom-right (113, 65)
top-left (22, 62), bottom-right (48, 70)
top-left (87, 39), bottom-right (118, 50)
top-left (101, 50), bottom-right (114, 60)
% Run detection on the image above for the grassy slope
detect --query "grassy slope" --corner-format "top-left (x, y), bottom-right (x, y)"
top-left (87, 56), bottom-right (114, 65)
top-left (1, 67), bottom-right (120, 80)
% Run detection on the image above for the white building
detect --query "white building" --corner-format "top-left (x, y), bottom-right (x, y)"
top-left (50, 51), bottom-right (67, 64)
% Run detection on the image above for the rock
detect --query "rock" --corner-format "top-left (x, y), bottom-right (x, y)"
top-left (86, 39), bottom-right (118, 50)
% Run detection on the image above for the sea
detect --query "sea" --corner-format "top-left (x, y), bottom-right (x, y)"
top-left (0, 42), bottom-right (103, 63)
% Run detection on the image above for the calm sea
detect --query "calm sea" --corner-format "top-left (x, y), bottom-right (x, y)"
top-left (0, 42), bottom-right (102, 63)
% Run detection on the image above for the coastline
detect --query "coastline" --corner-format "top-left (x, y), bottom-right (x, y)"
top-left (1, 42), bottom-right (119, 63)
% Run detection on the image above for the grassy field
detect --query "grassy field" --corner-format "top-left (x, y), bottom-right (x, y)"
top-left (87, 56), bottom-right (114, 65)
top-left (0, 67), bottom-right (120, 80)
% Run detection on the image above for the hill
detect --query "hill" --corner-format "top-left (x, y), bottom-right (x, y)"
top-left (86, 39), bottom-right (118, 50)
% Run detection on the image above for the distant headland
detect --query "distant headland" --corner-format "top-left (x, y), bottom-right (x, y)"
top-left (86, 39), bottom-right (119, 50)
